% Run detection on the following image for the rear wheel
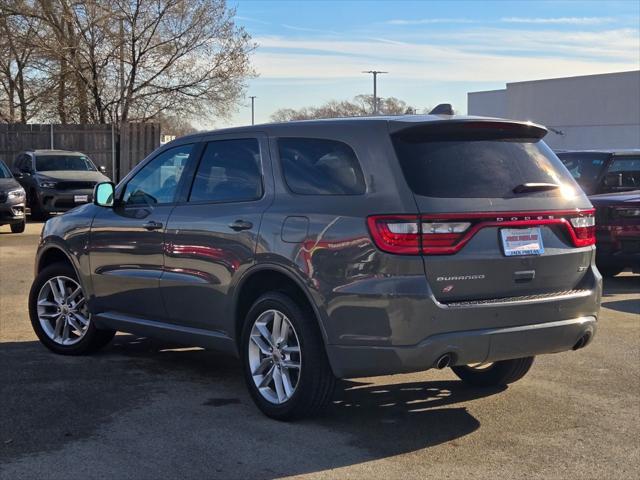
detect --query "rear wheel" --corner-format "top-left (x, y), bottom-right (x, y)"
top-left (29, 262), bottom-right (115, 355)
top-left (452, 357), bottom-right (534, 387)
top-left (241, 292), bottom-right (335, 420)
top-left (10, 220), bottom-right (25, 233)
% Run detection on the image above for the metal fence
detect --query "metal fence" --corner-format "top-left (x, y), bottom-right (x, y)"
top-left (0, 123), bottom-right (161, 181)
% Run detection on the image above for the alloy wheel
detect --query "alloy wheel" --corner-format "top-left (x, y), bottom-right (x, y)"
top-left (248, 309), bottom-right (302, 404)
top-left (37, 275), bottom-right (90, 346)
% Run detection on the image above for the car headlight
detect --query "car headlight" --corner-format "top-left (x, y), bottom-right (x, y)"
top-left (8, 189), bottom-right (25, 200)
top-left (39, 180), bottom-right (57, 189)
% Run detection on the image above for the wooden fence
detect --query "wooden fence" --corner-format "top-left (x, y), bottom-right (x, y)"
top-left (0, 123), bottom-right (160, 181)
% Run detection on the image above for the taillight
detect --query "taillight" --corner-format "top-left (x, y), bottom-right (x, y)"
top-left (421, 221), bottom-right (471, 249)
top-left (569, 214), bottom-right (596, 246)
top-left (367, 216), bottom-right (421, 254)
top-left (368, 210), bottom-right (596, 255)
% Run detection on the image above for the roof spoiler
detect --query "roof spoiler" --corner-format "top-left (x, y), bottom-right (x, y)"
top-left (429, 103), bottom-right (454, 115)
top-left (390, 119), bottom-right (548, 140)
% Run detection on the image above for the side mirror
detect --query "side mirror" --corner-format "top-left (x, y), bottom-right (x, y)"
top-left (99, 165), bottom-right (107, 174)
top-left (94, 182), bottom-right (115, 207)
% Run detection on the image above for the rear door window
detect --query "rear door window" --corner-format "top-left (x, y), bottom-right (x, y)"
top-left (393, 131), bottom-right (577, 198)
top-left (278, 138), bottom-right (365, 195)
top-left (188, 138), bottom-right (262, 203)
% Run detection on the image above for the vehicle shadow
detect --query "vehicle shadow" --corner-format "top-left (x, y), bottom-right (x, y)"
top-left (601, 299), bottom-right (640, 315)
top-left (602, 273), bottom-right (640, 297)
top-left (0, 335), bottom-right (504, 477)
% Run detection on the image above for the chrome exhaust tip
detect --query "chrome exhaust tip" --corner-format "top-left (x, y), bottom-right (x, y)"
top-left (435, 353), bottom-right (452, 370)
top-left (573, 332), bottom-right (592, 350)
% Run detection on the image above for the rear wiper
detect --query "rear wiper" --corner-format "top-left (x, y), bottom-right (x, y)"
top-left (513, 182), bottom-right (560, 194)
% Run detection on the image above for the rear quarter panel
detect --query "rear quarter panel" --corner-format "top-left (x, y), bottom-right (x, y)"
top-left (255, 121), bottom-right (430, 346)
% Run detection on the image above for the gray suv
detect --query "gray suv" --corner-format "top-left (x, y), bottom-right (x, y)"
top-left (29, 115), bottom-right (601, 420)
top-left (12, 149), bottom-right (109, 220)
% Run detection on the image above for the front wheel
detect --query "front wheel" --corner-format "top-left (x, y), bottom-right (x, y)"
top-left (29, 262), bottom-right (116, 355)
top-left (241, 292), bottom-right (336, 420)
top-left (10, 220), bottom-right (25, 233)
top-left (451, 357), bottom-right (534, 387)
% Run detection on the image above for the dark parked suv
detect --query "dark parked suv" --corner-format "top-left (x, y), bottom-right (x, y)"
top-left (557, 150), bottom-right (640, 195)
top-left (12, 149), bottom-right (110, 219)
top-left (29, 115), bottom-right (601, 419)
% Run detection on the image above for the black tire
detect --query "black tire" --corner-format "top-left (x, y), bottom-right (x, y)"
top-left (451, 357), bottom-right (535, 387)
top-left (10, 220), bottom-right (25, 233)
top-left (598, 266), bottom-right (624, 278)
top-left (29, 261), bottom-right (116, 355)
top-left (241, 292), bottom-right (336, 420)
top-left (28, 191), bottom-right (48, 221)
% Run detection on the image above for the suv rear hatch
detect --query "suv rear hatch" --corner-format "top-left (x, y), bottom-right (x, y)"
top-left (383, 119), bottom-right (595, 303)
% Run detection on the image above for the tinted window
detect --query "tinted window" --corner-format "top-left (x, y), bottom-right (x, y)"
top-left (0, 161), bottom-right (12, 178)
top-left (607, 157), bottom-right (640, 189)
top-left (35, 155), bottom-right (96, 172)
top-left (123, 144), bottom-right (193, 205)
top-left (278, 138), bottom-right (365, 195)
top-left (557, 153), bottom-right (608, 194)
top-left (393, 134), bottom-right (577, 198)
top-left (189, 139), bottom-right (262, 203)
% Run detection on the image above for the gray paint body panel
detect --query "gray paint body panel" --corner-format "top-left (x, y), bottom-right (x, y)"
top-left (34, 115), bottom-right (602, 378)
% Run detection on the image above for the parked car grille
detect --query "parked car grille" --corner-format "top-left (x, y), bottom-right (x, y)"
top-left (0, 192), bottom-right (7, 203)
top-left (441, 289), bottom-right (591, 307)
top-left (56, 181), bottom-right (96, 190)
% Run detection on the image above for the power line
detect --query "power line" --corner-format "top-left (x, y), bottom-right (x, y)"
top-left (362, 70), bottom-right (388, 114)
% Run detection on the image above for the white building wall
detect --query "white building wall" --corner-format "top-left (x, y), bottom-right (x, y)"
top-left (468, 71), bottom-right (640, 150)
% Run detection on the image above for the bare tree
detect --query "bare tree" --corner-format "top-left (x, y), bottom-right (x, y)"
top-left (271, 94), bottom-right (416, 122)
top-left (111, 0), bottom-right (256, 123)
top-left (0, 5), bottom-right (50, 123)
top-left (1, 0), bottom-right (255, 124)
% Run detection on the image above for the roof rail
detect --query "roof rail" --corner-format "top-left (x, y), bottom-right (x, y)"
top-left (429, 103), bottom-right (454, 115)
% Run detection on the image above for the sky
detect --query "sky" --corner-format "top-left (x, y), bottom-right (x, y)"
top-left (218, 0), bottom-right (640, 128)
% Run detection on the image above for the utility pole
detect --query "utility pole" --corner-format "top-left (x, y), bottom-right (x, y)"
top-left (362, 70), bottom-right (388, 114)
top-left (249, 96), bottom-right (257, 125)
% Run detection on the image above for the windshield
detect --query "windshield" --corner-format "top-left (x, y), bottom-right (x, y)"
top-left (35, 155), bottom-right (96, 172)
top-left (0, 161), bottom-right (12, 178)
top-left (556, 153), bottom-right (608, 195)
top-left (392, 133), bottom-right (578, 198)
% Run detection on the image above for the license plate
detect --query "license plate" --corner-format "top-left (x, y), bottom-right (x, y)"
top-left (74, 195), bottom-right (89, 204)
top-left (501, 228), bottom-right (544, 256)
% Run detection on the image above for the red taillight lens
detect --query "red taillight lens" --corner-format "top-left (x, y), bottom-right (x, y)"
top-left (368, 210), bottom-right (595, 255)
top-left (367, 216), bottom-right (420, 254)
top-left (569, 214), bottom-right (596, 246)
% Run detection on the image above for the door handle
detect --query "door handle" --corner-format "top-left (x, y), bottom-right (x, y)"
top-left (228, 220), bottom-right (253, 231)
top-left (143, 221), bottom-right (163, 231)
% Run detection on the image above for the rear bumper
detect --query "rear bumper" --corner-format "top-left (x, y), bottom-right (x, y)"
top-left (327, 315), bottom-right (597, 378)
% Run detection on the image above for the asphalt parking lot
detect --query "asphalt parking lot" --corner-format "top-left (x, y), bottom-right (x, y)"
top-left (1, 221), bottom-right (638, 480)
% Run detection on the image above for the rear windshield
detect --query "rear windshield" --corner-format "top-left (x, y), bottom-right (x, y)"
top-left (35, 155), bottom-right (96, 172)
top-left (392, 134), bottom-right (577, 198)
